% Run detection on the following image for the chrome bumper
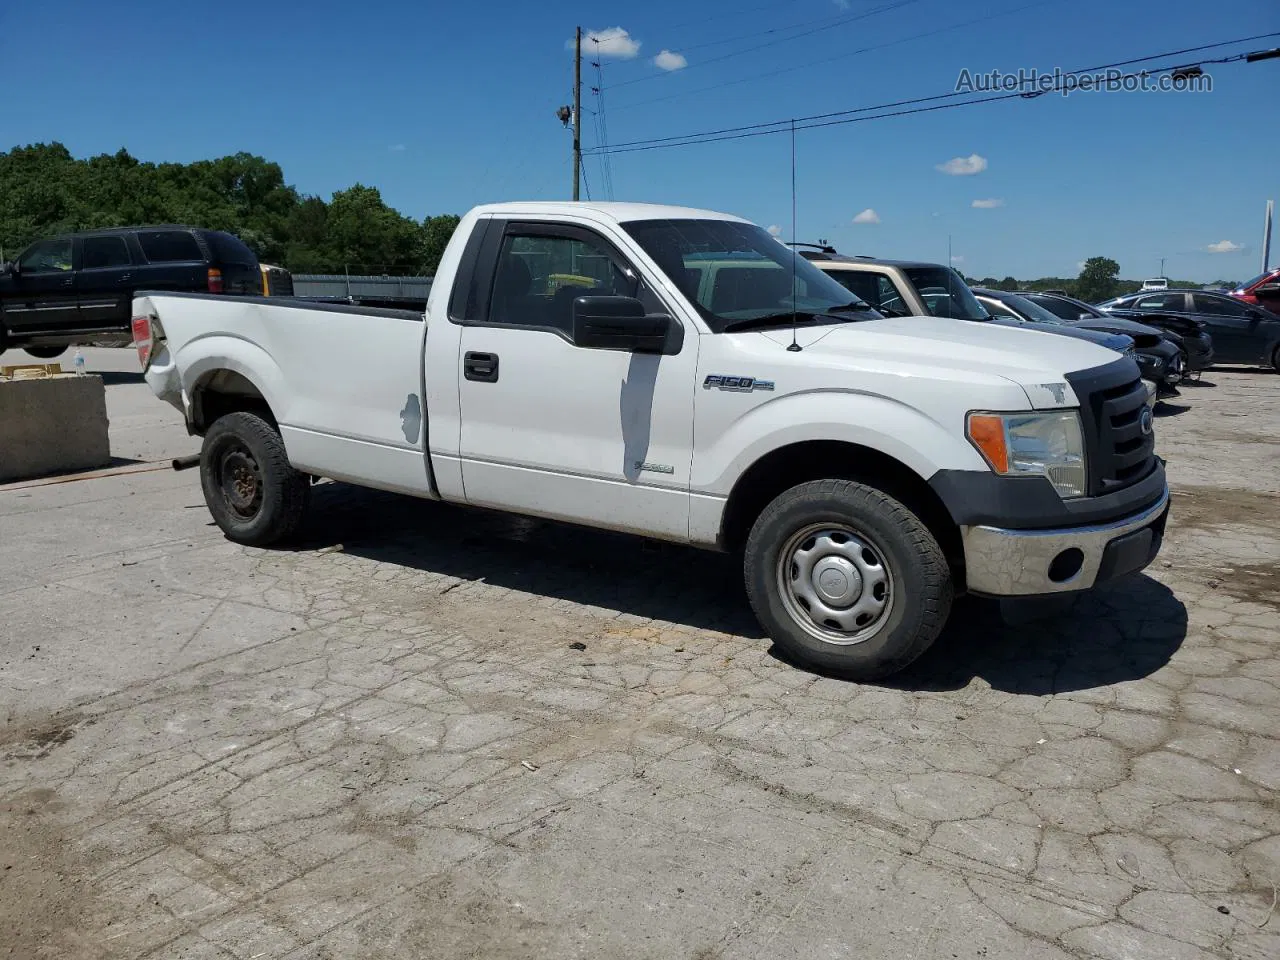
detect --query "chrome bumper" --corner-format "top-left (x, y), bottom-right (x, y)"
top-left (962, 486), bottom-right (1170, 596)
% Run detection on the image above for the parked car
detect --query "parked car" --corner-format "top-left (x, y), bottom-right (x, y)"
top-left (800, 252), bottom-right (1137, 360)
top-left (1141, 278), bottom-right (1170, 291)
top-left (972, 288), bottom-right (1184, 395)
top-left (1018, 291), bottom-right (1203, 385)
top-left (1229, 268), bottom-right (1280, 311)
top-left (260, 263), bottom-right (294, 297)
top-left (797, 250), bottom-right (991, 322)
top-left (135, 201), bottom-right (1167, 681)
top-left (1098, 288), bottom-right (1280, 370)
top-left (0, 225), bottom-right (261, 358)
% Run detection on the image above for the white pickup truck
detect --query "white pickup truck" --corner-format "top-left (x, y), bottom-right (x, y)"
top-left (136, 202), bottom-right (1169, 679)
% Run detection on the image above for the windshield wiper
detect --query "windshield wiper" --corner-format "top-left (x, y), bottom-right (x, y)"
top-left (721, 312), bottom-right (853, 333)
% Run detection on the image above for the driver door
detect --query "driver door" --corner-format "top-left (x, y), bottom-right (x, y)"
top-left (3, 238), bottom-right (78, 335)
top-left (456, 220), bottom-right (698, 541)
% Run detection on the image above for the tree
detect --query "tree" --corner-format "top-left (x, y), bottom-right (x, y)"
top-left (996, 276), bottom-right (1019, 291)
top-left (0, 142), bottom-right (459, 276)
top-left (1075, 257), bottom-right (1121, 302)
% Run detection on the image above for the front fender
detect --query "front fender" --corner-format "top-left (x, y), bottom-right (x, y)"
top-left (692, 389), bottom-right (989, 497)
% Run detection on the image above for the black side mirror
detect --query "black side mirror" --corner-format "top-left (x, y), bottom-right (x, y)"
top-left (0, 261), bottom-right (14, 276)
top-left (572, 295), bottom-right (678, 354)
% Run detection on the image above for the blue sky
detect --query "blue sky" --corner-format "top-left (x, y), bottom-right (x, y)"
top-left (1, 0), bottom-right (1277, 281)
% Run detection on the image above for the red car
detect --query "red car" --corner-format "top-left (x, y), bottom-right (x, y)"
top-left (1230, 268), bottom-right (1280, 310)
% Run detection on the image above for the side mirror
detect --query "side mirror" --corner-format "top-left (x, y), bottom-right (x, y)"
top-left (572, 296), bottom-right (677, 354)
top-left (0, 261), bottom-right (14, 277)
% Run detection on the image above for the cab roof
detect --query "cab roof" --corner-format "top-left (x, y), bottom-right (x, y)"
top-left (469, 201), bottom-right (751, 225)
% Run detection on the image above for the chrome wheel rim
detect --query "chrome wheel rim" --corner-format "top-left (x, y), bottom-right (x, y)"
top-left (776, 523), bottom-right (894, 646)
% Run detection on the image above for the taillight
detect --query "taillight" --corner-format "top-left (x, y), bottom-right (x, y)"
top-left (132, 313), bottom-right (163, 369)
top-left (207, 268), bottom-right (224, 293)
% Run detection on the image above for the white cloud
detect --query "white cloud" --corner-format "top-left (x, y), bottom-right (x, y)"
top-left (971, 198), bottom-right (1004, 209)
top-left (1076, 261), bottom-right (1087, 271)
top-left (767, 224), bottom-right (783, 237)
top-left (571, 27), bottom-right (640, 59)
top-left (1206, 239), bottom-right (1243, 253)
top-left (853, 208), bottom-right (880, 225)
top-left (950, 255), bottom-right (965, 264)
top-left (654, 49), bottom-right (687, 71)
top-left (936, 154), bottom-right (988, 176)
top-left (388, 144), bottom-right (406, 152)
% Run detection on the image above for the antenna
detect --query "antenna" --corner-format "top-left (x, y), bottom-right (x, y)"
top-left (787, 118), bottom-right (802, 352)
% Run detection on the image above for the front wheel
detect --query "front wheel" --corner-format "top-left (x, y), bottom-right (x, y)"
top-left (200, 412), bottom-right (309, 546)
top-left (744, 479), bottom-right (953, 680)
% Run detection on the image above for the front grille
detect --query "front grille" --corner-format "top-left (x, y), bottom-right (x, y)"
top-left (1065, 359), bottom-right (1156, 496)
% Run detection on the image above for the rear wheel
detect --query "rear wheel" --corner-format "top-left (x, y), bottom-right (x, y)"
top-left (200, 412), bottom-right (309, 546)
top-left (25, 345), bottom-right (67, 359)
top-left (744, 479), bottom-right (953, 680)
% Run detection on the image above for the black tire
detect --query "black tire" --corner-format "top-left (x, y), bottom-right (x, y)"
top-left (25, 345), bottom-right (67, 359)
top-left (744, 479), bottom-right (953, 680)
top-left (1272, 344), bottom-right (1280, 373)
top-left (200, 412), bottom-right (309, 546)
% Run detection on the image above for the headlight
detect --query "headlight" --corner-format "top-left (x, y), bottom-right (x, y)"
top-left (966, 410), bottom-right (1087, 499)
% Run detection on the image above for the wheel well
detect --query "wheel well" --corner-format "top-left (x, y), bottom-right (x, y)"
top-left (719, 441), bottom-right (964, 580)
top-left (191, 370), bottom-right (276, 434)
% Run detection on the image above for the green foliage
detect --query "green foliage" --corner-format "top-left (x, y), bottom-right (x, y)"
top-left (0, 142), bottom-right (459, 275)
top-left (1075, 257), bottom-right (1121, 302)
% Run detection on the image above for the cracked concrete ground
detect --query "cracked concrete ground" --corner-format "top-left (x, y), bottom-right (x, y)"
top-left (1, 351), bottom-right (1278, 959)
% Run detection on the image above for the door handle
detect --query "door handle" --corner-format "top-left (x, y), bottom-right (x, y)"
top-left (463, 351), bottom-right (499, 383)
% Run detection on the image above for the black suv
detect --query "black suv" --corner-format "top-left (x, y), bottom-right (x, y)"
top-left (0, 226), bottom-right (260, 358)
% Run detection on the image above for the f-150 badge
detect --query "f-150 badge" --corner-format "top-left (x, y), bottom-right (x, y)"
top-left (703, 375), bottom-right (775, 392)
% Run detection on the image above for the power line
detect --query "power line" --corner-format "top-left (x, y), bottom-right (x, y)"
top-left (586, 32), bottom-right (1280, 156)
top-left (589, 38), bottom-right (616, 200)
top-left (608, 0), bottom-right (922, 89)
top-left (611, 0), bottom-right (1057, 113)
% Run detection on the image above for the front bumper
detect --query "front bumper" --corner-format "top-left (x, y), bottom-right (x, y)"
top-left (962, 485), bottom-right (1169, 596)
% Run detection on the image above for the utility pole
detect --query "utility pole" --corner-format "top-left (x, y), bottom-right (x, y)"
top-left (1159, 257), bottom-right (1166, 277)
top-left (572, 26), bottom-right (582, 201)
top-left (1262, 200), bottom-right (1274, 272)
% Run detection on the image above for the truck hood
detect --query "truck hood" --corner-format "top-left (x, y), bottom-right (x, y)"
top-left (755, 315), bottom-right (1129, 407)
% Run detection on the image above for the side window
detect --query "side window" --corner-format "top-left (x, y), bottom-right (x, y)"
top-left (1136, 293), bottom-right (1184, 312)
top-left (18, 238), bottom-right (73, 273)
top-left (879, 276), bottom-right (908, 315)
top-left (137, 230), bottom-right (203, 263)
top-left (1192, 293), bottom-right (1249, 317)
top-left (489, 231), bottom-right (638, 333)
top-left (81, 236), bottom-right (131, 269)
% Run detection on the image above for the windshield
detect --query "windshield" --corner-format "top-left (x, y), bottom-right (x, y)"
top-left (621, 219), bottom-right (873, 332)
top-left (901, 267), bottom-right (988, 320)
top-left (1238, 271), bottom-right (1275, 292)
top-left (1028, 294), bottom-right (1104, 320)
top-left (999, 293), bottom-right (1070, 325)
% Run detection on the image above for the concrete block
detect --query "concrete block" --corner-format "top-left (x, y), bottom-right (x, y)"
top-left (0, 374), bottom-right (111, 482)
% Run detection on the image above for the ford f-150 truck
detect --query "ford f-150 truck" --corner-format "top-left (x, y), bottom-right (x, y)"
top-left (136, 202), bottom-right (1169, 680)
